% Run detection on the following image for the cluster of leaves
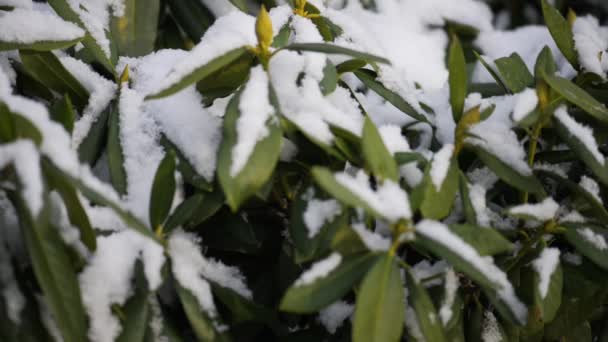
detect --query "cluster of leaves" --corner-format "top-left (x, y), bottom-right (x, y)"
top-left (1, 0), bottom-right (608, 342)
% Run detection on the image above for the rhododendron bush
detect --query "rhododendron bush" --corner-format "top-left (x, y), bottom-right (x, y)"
top-left (1, 0), bottom-right (608, 341)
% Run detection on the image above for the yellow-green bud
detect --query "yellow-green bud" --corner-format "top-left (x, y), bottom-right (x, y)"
top-left (256, 5), bottom-right (273, 51)
top-left (295, 0), bottom-right (307, 11)
top-left (119, 65), bottom-right (129, 84)
top-left (567, 8), bottom-right (576, 27)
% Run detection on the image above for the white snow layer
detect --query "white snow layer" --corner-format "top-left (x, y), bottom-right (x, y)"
top-left (508, 197), bottom-right (559, 221)
top-left (531, 247), bottom-right (560, 298)
top-left (0, 8), bottom-right (84, 44)
top-left (0, 0), bottom-right (32, 9)
top-left (430, 144), bottom-right (454, 191)
top-left (149, 11), bottom-right (256, 97)
top-left (231, 66), bottom-right (275, 176)
top-left (294, 253), bottom-right (342, 287)
top-left (572, 15), bottom-right (608, 78)
top-left (439, 268), bottom-right (459, 326)
top-left (481, 311), bottom-right (502, 342)
top-left (578, 228), bottom-right (608, 250)
top-left (168, 230), bottom-right (251, 318)
top-left (335, 170), bottom-right (411, 222)
top-left (579, 176), bottom-right (602, 203)
top-left (0, 140), bottom-right (42, 217)
top-left (303, 196), bottom-right (342, 238)
top-left (79, 230), bottom-right (165, 342)
top-left (352, 223), bottom-right (391, 252)
top-left (415, 220), bottom-right (527, 324)
top-left (554, 106), bottom-right (605, 165)
top-left (319, 301), bottom-right (354, 334)
top-left (512, 88), bottom-right (538, 123)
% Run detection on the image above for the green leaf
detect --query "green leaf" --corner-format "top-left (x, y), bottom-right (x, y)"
top-left (394, 151), bottom-right (426, 166)
top-left (8, 193), bottom-right (88, 342)
top-left (311, 16), bottom-right (343, 42)
top-left (160, 136), bottom-right (212, 192)
top-left (544, 74), bottom-right (608, 123)
top-left (167, 0), bottom-right (214, 42)
top-left (271, 22), bottom-right (291, 49)
top-left (175, 284), bottom-right (224, 342)
top-left (19, 50), bottom-right (89, 111)
top-left (553, 110), bottom-right (608, 186)
top-left (544, 289), bottom-right (608, 340)
top-left (319, 59), bottom-right (338, 95)
top-left (405, 269), bottom-right (447, 342)
top-left (149, 150), bottom-right (176, 230)
top-left (534, 45), bottom-right (557, 80)
top-left (41, 158), bottom-right (96, 251)
top-left (107, 104), bottom-right (127, 195)
top-left (467, 145), bottom-right (546, 198)
top-left (0, 102), bottom-right (43, 145)
top-left (562, 223), bottom-right (608, 270)
top-left (458, 172), bottom-right (478, 225)
top-left (280, 253), bottom-right (378, 313)
top-left (362, 116), bottom-right (399, 181)
top-left (0, 38), bottom-right (82, 52)
top-left (282, 43), bottom-right (391, 65)
top-left (354, 69), bottom-right (428, 123)
top-left (49, 95), bottom-right (76, 134)
top-left (188, 187), bottom-right (225, 226)
top-left (47, 0), bottom-right (116, 74)
top-left (494, 53), bottom-right (535, 93)
top-left (541, 0), bottom-right (578, 68)
top-left (472, 51), bottom-right (509, 95)
top-left (78, 104), bottom-right (110, 166)
top-left (110, 0), bottom-right (160, 57)
top-left (164, 194), bottom-right (204, 232)
top-left (416, 153), bottom-right (459, 220)
top-left (196, 50), bottom-right (255, 105)
top-left (532, 250), bottom-right (562, 323)
top-left (217, 85), bottom-right (282, 211)
top-left (200, 210), bottom-right (262, 254)
top-left (146, 47), bottom-right (250, 99)
top-left (448, 34), bottom-right (467, 122)
top-left (116, 261), bottom-right (150, 342)
top-left (336, 59), bottom-right (367, 74)
top-left (353, 253), bottom-right (404, 342)
top-left (448, 224), bottom-right (513, 256)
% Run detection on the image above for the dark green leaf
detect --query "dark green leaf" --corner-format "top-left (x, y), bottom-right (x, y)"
top-left (188, 187), bottom-right (225, 226)
top-left (448, 34), bottom-right (467, 122)
top-left (0, 103), bottom-right (43, 145)
top-left (448, 224), bottom-right (513, 256)
top-left (19, 50), bottom-right (89, 111)
top-left (353, 253), bottom-right (404, 342)
top-left (117, 261), bottom-right (150, 342)
top-left (49, 94), bottom-right (76, 134)
top-left (544, 74), bottom-right (608, 123)
top-left (362, 116), bottom-right (399, 181)
top-left (494, 53), bottom-right (535, 93)
top-left (472, 51), bottom-right (509, 94)
top-left (354, 69), bottom-right (428, 123)
top-left (78, 104), bottom-right (110, 166)
top-left (164, 194), bottom-right (204, 232)
top-left (405, 269), bottom-right (447, 342)
top-left (541, 0), bottom-right (578, 68)
top-left (562, 223), bottom-right (608, 270)
top-left (175, 284), bottom-right (224, 342)
top-left (416, 153), bottom-right (459, 220)
top-left (532, 250), bottom-right (562, 323)
top-left (146, 47), bottom-right (250, 99)
top-left (110, 0), bottom-right (160, 57)
top-left (149, 150), bottom-right (176, 230)
top-left (458, 172), bottom-right (478, 225)
top-left (167, 0), bottom-right (214, 43)
top-left (336, 59), bottom-right (367, 74)
top-left (280, 253), bottom-right (378, 313)
top-left (196, 50), bottom-right (255, 105)
top-left (107, 104), bottom-right (127, 195)
top-left (319, 59), bottom-right (338, 95)
top-left (534, 45), bottom-right (557, 80)
top-left (282, 43), bottom-right (391, 65)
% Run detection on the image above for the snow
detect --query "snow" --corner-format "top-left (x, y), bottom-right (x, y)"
top-left (469, 183), bottom-right (491, 227)
top-left (294, 252), bottom-right (342, 287)
top-left (512, 88), bottom-right (538, 123)
top-left (578, 227), bottom-right (607, 250)
top-left (572, 15), bottom-right (608, 78)
top-left (508, 197), bottom-right (559, 221)
top-left (118, 83), bottom-right (165, 224)
top-left (415, 220), bottom-right (527, 324)
top-left (118, 50), bottom-right (222, 182)
top-left (0, 140), bottom-right (42, 217)
top-left (352, 223), bottom-right (391, 252)
top-left (378, 125), bottom-right (410, 154)
top-left (231, 66), bottom-right (275, 177)
top-left (0, 8), bottom-right (84, 44)
top-left (61, 56), bottom-right (117, 149)
top-left (430, 144), bottom-right (454, 191)
top-left (0, 233), bottom-right (24, 325)
top-left (439, 268), bottom-right (458, 326)
top-left (149, 11), bottom-right (257, 97)
top-left (562, 252), bottom-right (582, 265)
top-left (280, 137), bottom-right (298, 162)
top-left (49, 191), bottom-right (89, 258)
top-left (481, 311), bottom-right (502, 342)
top-left (64, 0), bottom-right (125, 57)
top-left (579, 176), bottom-right (602, 203)
top-left (411, 259), bottom-right (448, 286)
top-left (532, 247), bottom-right (560, 298)
top-left (334, 170), bottom-right (411, 222)
top-left (559, 210), bottom-right (586, 224)
top-left (554, 106), bottom-right (605, 165)
top-left (534, 162), bottom-right (568, 178)
top-left (168, 230), bottom-right (251, 318)
top-left (79, 230), bottom-right (165, 342)
top-left (0, 0), bottom-right (32, 9)
top-left (318, 301), bottom-right (353, 334)
top-left (303, 196), bottom-right (342, 238)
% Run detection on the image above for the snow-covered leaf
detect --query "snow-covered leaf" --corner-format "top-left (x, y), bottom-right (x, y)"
top-left (447, 224), bottom-right (514, 256)
top-left (562, 223), bottom-right (608, 270)
top-left (116, 261), bottom-right (150, 342)
top-left (544, 74), bottom-right (608, 124)
top-left (507, 197), bottom-right (559, 222)
top-left (280, 253), bottom-right (377, 313)
top-left (49, 94), bottom-right (76, 134)
top-left (541, 0), bottom-right (578, 68)
top-left (531, 247), bottom-right (562, 322)
top-left (283, 43), bottom-right (390, 65)
top-left (362, 116), bottom-right (399, 181)
top-left (353, 254), bottom-right (404, 342)
top-left (106, 103), bottom-right (126, 195)
top-left (405, 269), bottom-right (447, 342)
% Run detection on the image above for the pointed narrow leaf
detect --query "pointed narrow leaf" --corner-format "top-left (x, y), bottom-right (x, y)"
top-left (164, 194), bottom-right (204, 232)
top-left (473, 51), bottom-right (509, 94)
top-left (116, 261), bottom-right (150, 342)
top-left (448, 35), bottom-right (467, 122)
top-left (362, 117), bottom-right (399, 181)
top-left (49, 94), bottom-right (76, 134)
top-left (354, 69), bottom-right (428, 123)
top-left (320, 59), bottom-right (338, 95)
top-left (9, 193), bottom-right (88, 342)
top-left (149, 150), bottom-right (176, 230)
top-left (544, 74), bottom-right (608, 123)
top-left (495, 53), bottom-right (535, 93)
top-left (167, 0), bottom-right (214, 43)
top-left (541, 0), bottom-right (578, 68)
top-left (531, 248), bottom-right (562, 323)
top-left (458, 172), bottom-right (478, 225)
top-left (353, 254), bottom-right (404, 342)
top-left (283, 43), bottom-right (390, 64)
top-left (110, 0), bottom-right (160, 57)
top-left (417, 151), bottom-right (459, 220)
top-left (562, 223), bottom-right (608, 270)
top-left (175, 285), bottom-right (224, 342)
top-left (107, 104), bottom-right (127, 195)
top-left (146, 47), bottom-right (250, 99)
top-left (448, 224), bottom-right (513, 256)
top-left (405, 269), bottom-right (447, 342)
top-left (19, 50), bottom-right (89, 111)
top-left (280, 253), bottom-right (378, 313)
top-left (78, 104), bottom-right (110, 166)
